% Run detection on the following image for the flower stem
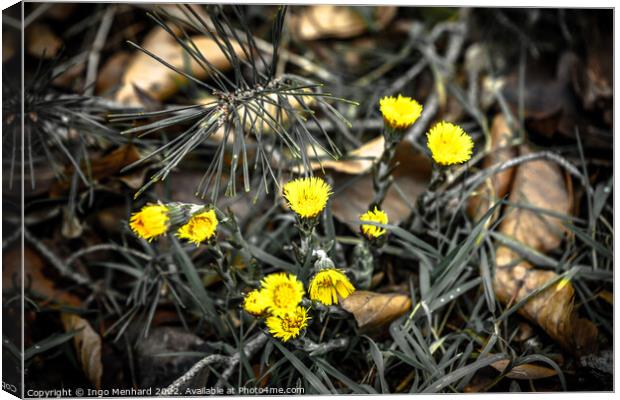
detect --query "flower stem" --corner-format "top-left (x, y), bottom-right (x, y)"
top-left (371, 131), bottom-right (401, 208)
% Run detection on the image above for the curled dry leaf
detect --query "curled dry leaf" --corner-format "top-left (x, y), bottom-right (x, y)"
top-left (290, 5), bottom-right (397, 40)
top-left (61, 313), bottom-right (103, 390)
top-left (493, 146), bottom-right (597, 354)
top-left (340, 290), bottom-right (411, 331)
top-left (26, 23), bottom-right (62, 59)
top-left (115, 27), bottom-right (243, 106)
top-left (467, 114), bottom-right (518, 221)
top-left (491, 359), bottom-right (558, 380)
top-left (331, 140), bottom-right (431, 226)
top-left (295, 135), bottom-right (385, 175)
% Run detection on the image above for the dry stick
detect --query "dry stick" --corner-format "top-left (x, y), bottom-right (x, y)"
top-left (388, 59), bottom-right (428, 96)
top-left (23, 3), bottom-right (52, 28)
top-left (303, 337), bottom-right (349, 357)
top-left (164, 332), bottom-right (268, 393)
top-left (215, 332), bottom-right (269, 389)
top-left (404, 93), bottom-right (439, 153)
top-left (84, 6), bottom-right (116, 96)
top-left (23, 228), bottom-right (90, 285)
top-left (2, 227), bottom-right (21, 250)
top-left (65, 243), bottom-right (152, 268)
top-left (404, 23), bottom-right (466, 149)
top-left (164, 355), bottom-right (229, 393)
top-left (427, 151), bottom-right (592, 211)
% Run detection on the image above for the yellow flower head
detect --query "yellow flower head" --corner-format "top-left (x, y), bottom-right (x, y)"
top-left (379, 95), bottom-right (423, 131)
top-left (426, 121), bottom-right (474, 166)
top-left (283, 177), bottom-right (332, 219)
top-left (266, 306), bottom-right (310, 342)
top-left (308, 268), bottom-right (355, 306)
top-left (261, 273), bottom-right (305, 313)
top-left (129, 204), bottom-right (169, 241)
top-left (243, 289), bottom-right (270, 317)
top-left (360, 207), bottom-right (388, 239)
top-left (177, 209), bottom-right (218, 245)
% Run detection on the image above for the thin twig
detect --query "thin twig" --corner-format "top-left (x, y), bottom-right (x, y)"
top-left (24, 228), bottom-right (90, 285)
top-left (3, 227), bottom-right (21, 250)
top-left (427, 151), bottom-right (592, 211)
top-left (215, 332), bottom-right (269, 388)
top-left (84, 6), bottom-right (116, 96)
top-left (164, 355), bottom-right (229, 393)
top-left (65, 243), bottom-right (152, 268)
top-left (303, 337), bottom-right (349, 357)
top-left (404, 92), bottom-right (439, 152)
top-left (403, 22), bottom-right (466, 150)
top-left (164, 332), bottom-right (268, 392)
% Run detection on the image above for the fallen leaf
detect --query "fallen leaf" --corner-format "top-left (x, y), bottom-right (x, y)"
top-left (295, 135), bottom-right (385, 175)
top-left (290, 5), bottom-right (397, 40)
top-left (3, 245), bottom-right (82, 307)
top-left (115, 27), bottom-right (244, 106)
top-left (46, 3), bottom-right (78, 20)
top-left (61, 313), bottom-right (103, 390)
top-left (26, 23), bottom-right (62, 59)
top-left (491, 359), bottom-right (558, 380)
top-left (50, 144), bottom-right (144, 196)
top-left (3, 30), bottom-right (16, 62)
top-left (96, 51), bottom-right (132, 95)
top-left (331, 141), bottom-right (431, 226)
top-left (198, 90), bottom-right (315, 143)
top-left (467, 114), bottom-right (518, 221)
top-left (501, 52), bottom-right (611, 148)
top-left (598, 290), bottom-right (613, 305)
top-left (341, 290), bottom-right (411, 331)
top-left (493, 146), bottom-right (597, 355)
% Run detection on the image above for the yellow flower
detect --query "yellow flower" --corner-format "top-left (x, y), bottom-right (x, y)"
top-left (243, 289), bottom-right (270, 317)
top-left (379, 95), bottom-right (423, 131)
top-left (426, 121), bottom-right (474, 166)
top-left (266, 306), bottom-right (310, 342)
top-left (177, 209), bottom-right (218, 245)
top-left (129, 204), bottom-right (169, 241)
top-left (360, 207), bottom-right (388, 239)
top-left (261, 272), bottom-right (305, 313)
top-left (283, 177), bottom-right (332, 219)
top-left (308, 269), bottom-right (355, 306)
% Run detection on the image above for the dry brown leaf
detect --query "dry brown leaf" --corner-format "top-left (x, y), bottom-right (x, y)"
top-left (96, 51), bottom-right (132, 94)
top-left (491, 359), bottom-right (558, 380)
top-left (115, 27), bottom-right (243, 106)
top-left (46, 3), bottom-right (78, 20)
top-left (61, 313), bottom-right (103, 389)
top-left (467, 114), bottom-right (518, 221)
top-left (50, 144), bottom-right (143, 196)
top-left (498, 146), bottom-right (570, 251)
top-left (290, 5), bottom-right (397, 40)
top-left (331, 141), bottom-right (431, 226)
top-left (197, 90), bottom-right (314, 143)
top-left (294, 135), bottom-right (385, 175)
top-left (26, 23), bottom-right (62, 59)
top-left (598, 290), bottom-right (613, 305)
top-left (341, 290), bottom-right (411, 331)
top-left (3, 31), bottom-right (16, 62)
top-left (493, 145), bottom-right (597, 354)
top-left (3, 246), bottom-right (82, 307)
